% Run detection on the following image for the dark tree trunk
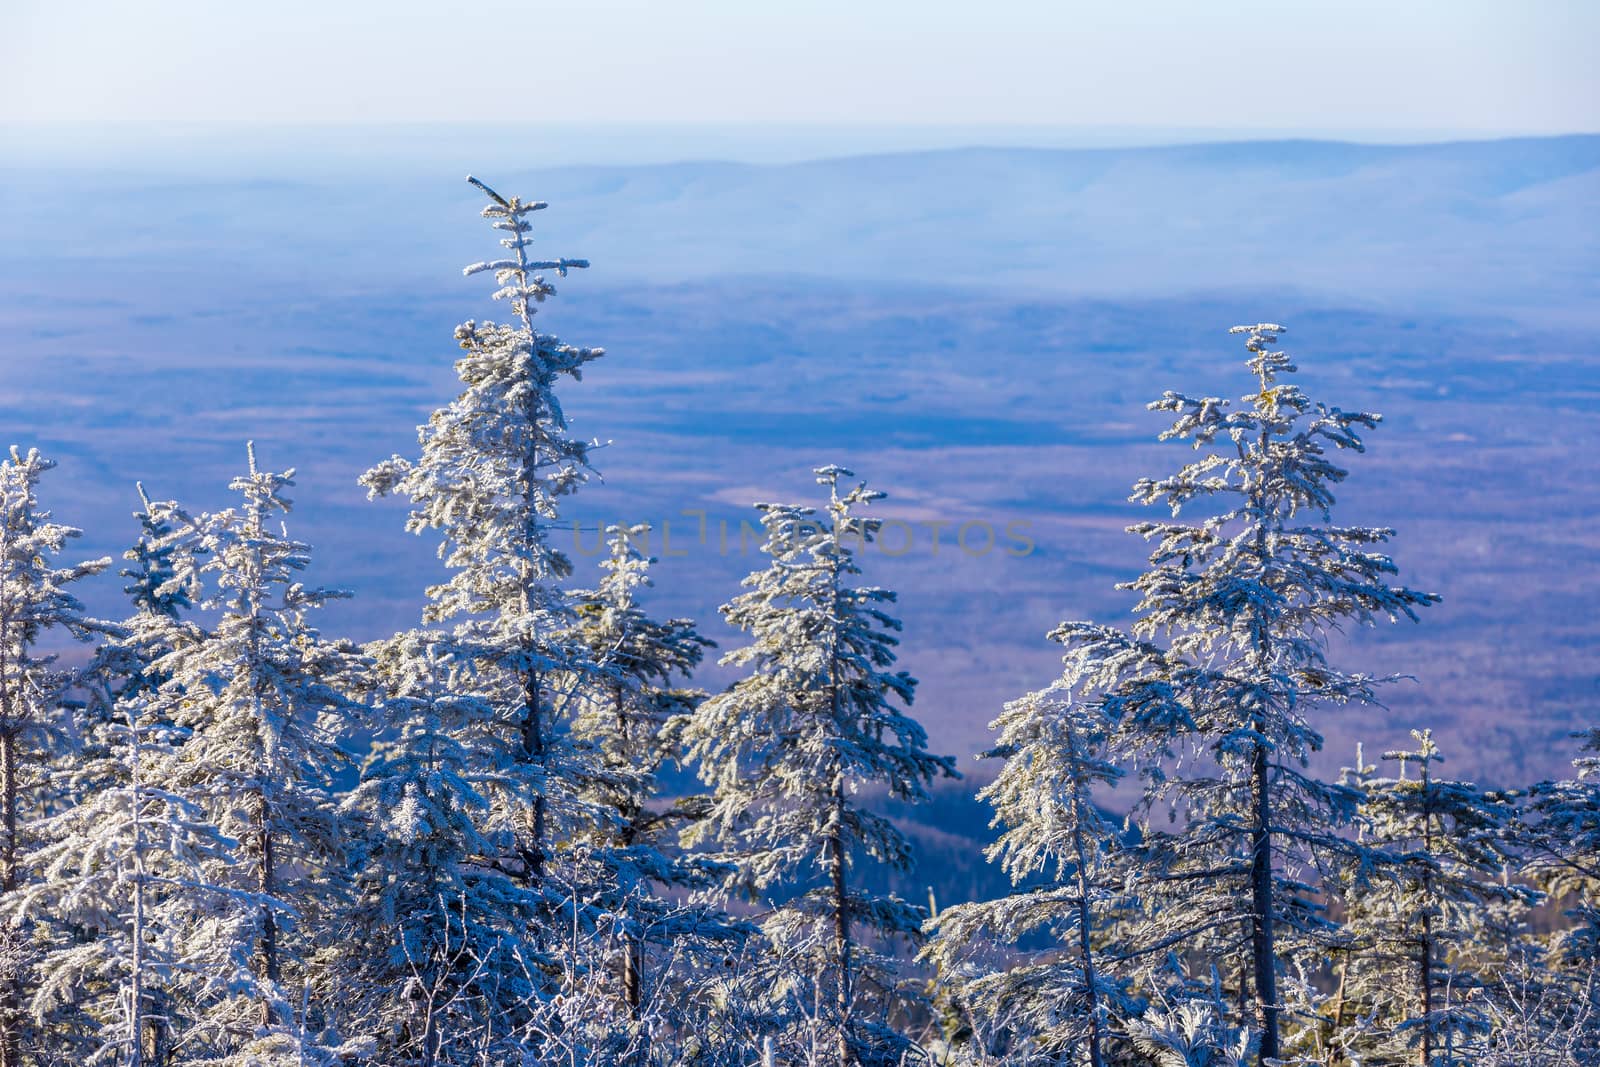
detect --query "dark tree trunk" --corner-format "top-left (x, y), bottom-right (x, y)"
top-left (521, 666), bottom-right (547, 884)
top-left (1072, 861), bottom-right (1106, 1067)
top-left (0, 732), bottom-right (19, 1067)
top-left (1419, 763), bottom-right (1437, 1066)
top-left (1419, 931), bottom-right (1433, 1066)
top-left (830, 788), bottom-right (852, 1067)
top-left (614, 684), bottom-right (644, 1020)
top-left (1250, 742), bottom-right (1281, 1062)
top-left (255, 790), bottom-right (278, 1028)
top-left (150, 988), bottom-right (171, 1067)
top-left (1065, 723), bottom-right (1106, 1067)
top-left (623, 936), bottom-right (642, 1017)
top-left (1328, 948), bottom-right (1350, 1066)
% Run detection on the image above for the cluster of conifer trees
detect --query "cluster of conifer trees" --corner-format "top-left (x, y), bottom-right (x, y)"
top-left (0, 181), bottom-right (1594, 1066)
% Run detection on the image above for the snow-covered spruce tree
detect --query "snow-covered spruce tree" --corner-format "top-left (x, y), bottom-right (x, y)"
top-left (4, 485), bottom-right (213, 1064)
top-left (1048, 324), bottom-right (1438, 1061)
top-left (684, 466), bottom-right (958, 1066)
top-left (0, 446), bottom-right (110, 1065)
top-left (359, 178), bottom-right (612, 1013)
top-left (1336, 731), bottom-right (1532, 1065)
top-left (63, 485), bottom-right (192, 819)
top-left (1528, 726), bottom-right (1600, 964)
top-left (1523, 726), bottom-right (1600, 1048)
top-left (570, 524), bottom-right (742, 1036)
top-left (339, 629), bottom-right (542, 1064)
top-left (925, 661), bottom-right (1143, 1067)
top-left (10, 698), bottom-right (237, 1067)
top-left (102, 485), bottom-right (190, 693)
top-left (149, 446), bottom-right (366, 1054)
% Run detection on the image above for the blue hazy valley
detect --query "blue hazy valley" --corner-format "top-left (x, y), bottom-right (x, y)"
top-left (2, 133), bottom-right (1596, 898)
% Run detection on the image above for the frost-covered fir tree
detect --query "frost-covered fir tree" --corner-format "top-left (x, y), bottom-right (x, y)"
top-left (685, 466), bottom-right (958, 1066)
top-left (6, 485), bottom-right (221, 1065)
top-left (926, 659), bottom-right (1142, 1067)
top-left (571, 524), bottom-right (737, 1031)
top-left (149, 446), bottom-right (365, 1053)
top-left (9, 699), bottom-right (236, 1067)
top-left (1528, 726), bottom-right (1600, 963)
top-left (65, 485), bottom-right (191, 811)
top-left (0, 447), bottom-right (109, 1065)
top-left (360, 178), bottom-right (609, 946)
top-left (340, 630), bottom-right (542, 1064)
top-left (1523, 726), bottom-right (1600, 1050)
top-left (1048, 325), bottom-right (1438, 1060)
top-left (1338, 731), bottom-right (1533, 1065)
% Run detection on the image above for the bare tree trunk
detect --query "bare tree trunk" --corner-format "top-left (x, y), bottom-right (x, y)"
top-left (517, 311), bottom-right (548, 895)
top-left (150, 988), bottom-right (171, 1067)
top-left (613, 684), bottom-right (645, 1022)
top-left (1236, 940), bottom-right (1251, 1020)
top-left (1418, 932), bottom-right (1433, 1066)
top-left (255, 790), bottom-right (279, 1028)
top-left (1064, 723), bottom-right (1106, 1067)
top-left (130, 714), bottom-right (146, 1067)
top-left (520, 666), bottom-right (546, 884)
top-left (1070, 861), bottom-right (1107, 1067)
top-left (1420, 762), bottom-right (1435, 1067)
top-left (1328, 947), bottom-right (1350, 1066)
top-left (1245, 465), bottom-right (1282, 1065)
top-left (0, 731), bottom-right (20, 1067)
top-left (623, 934), bottom-right (642, 1019)
top-left (1250, 742), bottom-right (1281, 1062)
top-left (829, 788), bottom-right (852, 1067)
top-left (823, 542), bottom-right (852, 1067)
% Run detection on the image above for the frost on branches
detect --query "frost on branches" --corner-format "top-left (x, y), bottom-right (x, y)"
top-left (0, 447), bottom-right (109, 1065)
top-left (685, 467), bottom-right (957, 1066)
top-left (1107, 324), bottom-right (1436, 1060)
top-left (10, 177), bottom-right (1600, 1066)
top-left (358, 179), bottom-right (671, 1061)
top-left (1334, 731), bottom-right (1533, 1065)
top-left (342, 629), bottom-right (542, 1062)
top-left (6, 485), bottom-right (232, 1067)
top-left (968, 325), bottom-right (1440, 1063)
top-left (150, 447), bottom-right (366, 1054)
top-left (926, 667), bottom-right (1141, 1067)
top-left (570, 525), bottom-right (741, 1030)
top-left (360, 177), bottom-right (606, 905)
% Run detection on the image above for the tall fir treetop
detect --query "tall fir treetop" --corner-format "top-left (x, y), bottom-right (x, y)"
top-left (1232, 321), bottom-right (1294, 385)
top-left (713, 465), bottom-right (920, 753)
top-left (1128, 323), bottom-right (1437, 661)
top-left (123, 483), bottom-right (189, 621)
top-left (462, 175), bottom-right (591, 327)
top-left (0, 447), bottom-right (110, 657)
top-left (0, 448), bottom-right (109, 1063)
top-left (168, 443), bottom-right (344, 617)
top-left (362, 178), bottom-right (603, 626)
top-left (147, 446), bottom-right (365, 1040)
top-left (358, 182), bottom-right (618, 1011)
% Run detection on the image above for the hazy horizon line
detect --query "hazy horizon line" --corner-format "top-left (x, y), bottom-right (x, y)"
top-left (7, 122), bottom-right (1597, 177)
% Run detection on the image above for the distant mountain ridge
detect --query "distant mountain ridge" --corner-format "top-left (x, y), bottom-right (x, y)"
top-left (4, 134), bottom-right (1597, 318)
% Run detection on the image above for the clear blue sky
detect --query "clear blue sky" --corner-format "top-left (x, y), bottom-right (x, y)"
top-left (3, 0), bottom-right (1596, 134)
